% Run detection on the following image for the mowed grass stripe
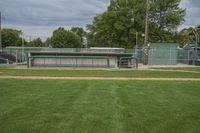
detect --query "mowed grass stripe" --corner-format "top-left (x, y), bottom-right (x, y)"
top-left (0, 79), bottom-right (200, 133)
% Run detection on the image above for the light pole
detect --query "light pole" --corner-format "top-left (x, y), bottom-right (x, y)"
top-left (21, 31), bottom-right (24, 62)
top-left (135, 32), bottom-right (138, 57)
top-left (131, 17), bottom-right (139, 57)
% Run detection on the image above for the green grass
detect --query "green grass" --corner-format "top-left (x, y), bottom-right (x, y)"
top-left (0, 79), bottom-right (200, 133)
top-left (152, 67), bottom-right (200, 72)
top-left (1, 68), bottom-right (200, 78)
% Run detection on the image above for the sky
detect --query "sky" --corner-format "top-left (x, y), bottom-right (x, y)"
top-left (0, 0), bottom-right (199, 41)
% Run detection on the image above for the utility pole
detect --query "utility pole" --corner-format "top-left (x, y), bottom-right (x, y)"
top-left (0, 11), bottom-right (2, 51)
top-left (143, 0), bottom-right (150, 65)
top-left (144, 0), bottom-right (150, 46)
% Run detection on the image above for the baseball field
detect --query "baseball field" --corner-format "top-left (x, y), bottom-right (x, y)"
top-left (0, 68), bottom-right (200, 133)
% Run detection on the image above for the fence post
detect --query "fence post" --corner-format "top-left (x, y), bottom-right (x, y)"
top-left (170, 48), bottom-right (171, 65)
top-left (107, 58), bottom-right (110, 68)
top-left (188, 50), bottom-right (190, 65)
top-left (16, 50), bottom-right (18, 64)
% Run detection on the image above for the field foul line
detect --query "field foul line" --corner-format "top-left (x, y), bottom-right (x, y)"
top-left (0, 76), bottom-right (200, 81)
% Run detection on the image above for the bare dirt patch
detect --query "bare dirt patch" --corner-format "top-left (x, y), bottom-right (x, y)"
top-left (0, 76), bottom-right (200, 81)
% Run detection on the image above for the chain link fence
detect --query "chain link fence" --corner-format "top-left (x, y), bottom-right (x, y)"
top-left (0, 47), bottom-right (200, 67)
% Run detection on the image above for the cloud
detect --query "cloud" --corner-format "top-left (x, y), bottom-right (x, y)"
top-left (179, 0), bottom-right (200, 29)
top-left (1, 0), bottom-right (199, 40)
top-left (0, 0), bottom-right (109, 26)
top-left (0, 0), bottom-right (110, 40)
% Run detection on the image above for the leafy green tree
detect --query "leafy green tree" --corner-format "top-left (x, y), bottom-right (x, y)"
top-left (87, 0), bottom-right (146, 48)
top-left (44, 37), bottom-right (52, 47)
top-left (51, 27), bottom-right (82, 48)
top-left (87, 0), bottom-right (185, 48)
top-left (70, 27), bottom-right (86, 44)
top-left (32, 38), bottom-right (43, 47)
top-left (176, 29), bottom-right (189, 47)
top-left (16, 38), bottom-right (28, 47)
top-left (1, 28), bottom-right (22, 47)
top-left (149, 0), bottom-right (186, 42)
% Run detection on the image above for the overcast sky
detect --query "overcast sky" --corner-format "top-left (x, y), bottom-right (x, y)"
top-left (0, 0), bottom-right (199, 41)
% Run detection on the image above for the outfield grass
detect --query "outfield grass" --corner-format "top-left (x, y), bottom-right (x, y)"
top-left (0, 79), bottom-right (200, 133)
top-left (0, 68), bottom-right (200, 78)
top-left (152, 67), bottom-right (200, 72)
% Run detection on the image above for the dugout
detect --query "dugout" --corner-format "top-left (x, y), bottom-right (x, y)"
top-left (27, 48), bottom-right (134, 68)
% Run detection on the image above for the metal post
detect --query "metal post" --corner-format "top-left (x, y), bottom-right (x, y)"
top-left (107, 58), bottom-right (110, 68)
top-left (16, 50), bottom-right (18, 64)
top-left (195, 32), bottom-right (198, 65)
top-left (188, 50), bottom-right (190, 65)
top-left (136, 32), bottom-right (138, 46)
top-left (135, 32), bottom-right (138, 58)
top-left (170, 48), bottom-right (171, 65)
top-left (21, 31), bottom-right (24, 62)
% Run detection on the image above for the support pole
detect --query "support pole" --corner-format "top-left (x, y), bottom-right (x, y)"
top-left (21, 31), bottom-right (24, 62)
top-left (134, 32), bottom-right (138, 58)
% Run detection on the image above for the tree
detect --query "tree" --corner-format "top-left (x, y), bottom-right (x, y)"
top-left (70, 27), bottom-right (86, 44)
top-left (87, 0), bottom-right (146, 48)
top-left (176, 29), bottom-right (189, 47)
top-left (32, 38), bottom-right (43, 47)
top-left (51, 27), bottom-right (82, 48)
top-left (44, 37), bottom-right (52, 47)
top-left (1, 28), bottom-right (22, 47)
top-left (87, 0), bottom-right (185, 48)
top-left (149, 0), bottom-right (186, 42)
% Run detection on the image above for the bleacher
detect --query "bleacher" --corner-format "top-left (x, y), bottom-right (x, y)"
top-left (0, 52), bottom-right (17, 64)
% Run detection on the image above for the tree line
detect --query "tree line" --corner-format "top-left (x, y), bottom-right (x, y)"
top-left (1, 0), bottom-right (200, 48)
top-left (1, 27), bottom-right (85, 48)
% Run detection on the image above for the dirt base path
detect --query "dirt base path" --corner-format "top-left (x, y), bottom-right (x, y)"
top-left (0, 76), bottom-right (200, 81)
